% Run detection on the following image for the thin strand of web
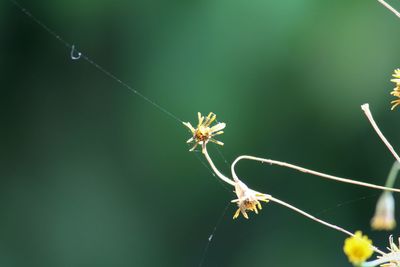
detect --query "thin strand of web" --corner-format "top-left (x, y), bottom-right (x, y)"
top-left (198, 201), bottom-right (231, 267)
top-left (8, 0), bottom-right (182, 124)
top-left (9, 0), bottom-right (227, 183)
top-left (315, 193), bottom-right (378, 217)
top-left (215, 146), bottom-right (230, 172)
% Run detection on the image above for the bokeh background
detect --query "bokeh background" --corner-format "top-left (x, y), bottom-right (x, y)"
top-left (2, 0), bottom-right (400, 266)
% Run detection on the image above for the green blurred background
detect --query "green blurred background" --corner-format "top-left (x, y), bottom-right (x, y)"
top-left (2, 0), bottom-right (400, 266)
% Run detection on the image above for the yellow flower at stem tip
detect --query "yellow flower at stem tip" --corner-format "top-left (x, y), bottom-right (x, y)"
top-left (390, 69), bottom-right (400, 110)
top-left (183, 112), bottom-right (225, 152)
top-left (343, 231), bottom-right (374, 265)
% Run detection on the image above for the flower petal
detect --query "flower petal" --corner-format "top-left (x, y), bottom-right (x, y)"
top-left (233, 209), bottom-right (241, 219)
top-left (183, 122), bottom-right (195, 133)
top-left (197, 112), bottom-right (204, 126)
top-left (210, 122), bottom-right (226, 133)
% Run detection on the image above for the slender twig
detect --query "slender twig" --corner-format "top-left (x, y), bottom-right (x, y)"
top-left (361, 104), bottom-right (400, 163)
top-left (268, 195), bottom-right (385, 255)
top-left (377, 0), bottom-right (400, 18)
top-left (231, 155), bottom-right (400, 193)
top-left (202, 145), bottom-right (236, 187)
top-left (268, 196), bottom-right (353, 235)
top-left (362, 253), bottom-right (400, 267)
top-left (384, 161), bottom-right (400, 189)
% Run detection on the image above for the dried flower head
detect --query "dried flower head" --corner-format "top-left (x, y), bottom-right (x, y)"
top-left (343, 231), bottom-right (374, 265)
top-left (390, 69), bottom-right (400, 110)
top-left (377, 235), bottom-right (400, 267)
top-left (231, 179), bottom-right (270, 219)
top-left (362, 235), bottom-right (400, 267)
top-left (183, 112), bottom-right (225, 152)
top-left (371, 191), bottom-right (396, 231)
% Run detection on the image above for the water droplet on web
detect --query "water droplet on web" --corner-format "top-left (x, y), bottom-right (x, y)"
top-left (70, 44), bottom-right (81, 60)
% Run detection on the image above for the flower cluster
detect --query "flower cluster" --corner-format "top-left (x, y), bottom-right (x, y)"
top-left (183, 112), bottom-right (269, 219)
top-left (343, 231), bottom-right (400, 266)
top-left (183, 110), bottom-right (400, 267)
top-left (390, 69), bottom-right (400, 110)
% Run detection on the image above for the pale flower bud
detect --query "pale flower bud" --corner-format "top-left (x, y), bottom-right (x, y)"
top-left (371, 191), bottom-right (396, 231)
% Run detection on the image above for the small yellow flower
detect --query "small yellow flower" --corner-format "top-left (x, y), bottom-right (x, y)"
top-left (371, 192), bottom-right (396, 231)
top-left (343, 231), bottom-right (374, 265)
top-left (231, 180), bottom-right (270, 219)
top-left (390, 69), bottom-right (400, 110)
top-left (183, 112), bottom-right (225, 152)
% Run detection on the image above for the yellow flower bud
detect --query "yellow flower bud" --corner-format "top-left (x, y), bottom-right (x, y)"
top-left (343, 231), bottom-right (373, 265)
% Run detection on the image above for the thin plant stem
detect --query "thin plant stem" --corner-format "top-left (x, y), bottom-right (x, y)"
top-left (377, 0), bottom-right (400, 18)
top-left (362, 256), bottom-right (399, 267)
top-left (268, 195), bottom-right (385, 255)
top-left (202, 145), bottom-right (236, 187)
top-left (361, 104), bottom-right (400, 163)
top-left (231, 155), bottom-right (400, 193)
top-left (385, 161), bottom-right (400, 189)
top-left (361, 235), bottom-right (400, 266)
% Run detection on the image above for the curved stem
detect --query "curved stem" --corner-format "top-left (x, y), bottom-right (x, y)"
top-left (202, 145), bottom-right (384, 254)
top-left (231, 155), bottom-right (400, 193)
top-left (385, 161), bottom-right (400, 189)
top-left (202, 145), bottom-right (236, 187)
top-left (268, 195), bottom-right (385, 255)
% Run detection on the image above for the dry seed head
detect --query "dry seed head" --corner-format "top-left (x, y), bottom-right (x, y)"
top-left (363, 235), bottom-right (400, 267)
top-left (183, 112), bottom-right (225, 152)
top-left (390, 69), bottom-right (400, 110)
top-left (232, 180), bottom-right (270, 219)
